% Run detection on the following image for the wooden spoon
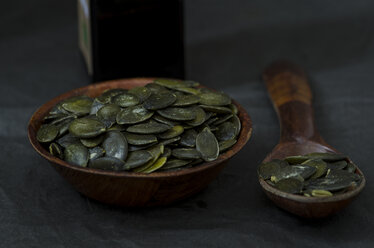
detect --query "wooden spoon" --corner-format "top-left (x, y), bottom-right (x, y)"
top-left (260, 61), bottom-right (365, 218)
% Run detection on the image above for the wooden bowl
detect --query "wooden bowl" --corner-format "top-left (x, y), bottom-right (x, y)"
top-left (28, 78), bottom-right (253, 207)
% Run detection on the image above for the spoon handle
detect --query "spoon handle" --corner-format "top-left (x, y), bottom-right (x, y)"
top-left (263, 61), bottom-right (321, 143)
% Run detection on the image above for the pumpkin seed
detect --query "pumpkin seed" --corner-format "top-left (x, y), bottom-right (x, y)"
top-left (215, 122), bottom-right (236, 141)
top-left (327, 160), bottom-right (347, 170)
top-left (96, 104), bottom-right (121, 125)
top-left (143, 91), bottom-right (177, 110)
top-left (196, 127), bottom-right (219, 162)
top-left (112, 93), bottom-right (140, 107)
top-left (162, 147), bottom-right (172, 158)
top-left (305, 177), bottom-right (355, 192)
top-left (128, 86), bottom-right (151, 102)
top-left (218, 139), bottom-right (237, 153)
top-left (185, 107), bottom-right (206, 126)
top-left (61, 96), bottom-right (93, 115)
top-left (228, 104), bottom-right (238, 114)
top-left (88, 146), bottom-right (105, 160)
top-left (157, 107), bottom-right (196, 121)
top-left (64, 143), bottom-right (89, 167)
top-left (90, 98), bottom-right (105, 115)
top-left (142, 157), bottom-right (168, 173)
top-left (274, 178), bottom-right (303, 194)
top-left (272, 165), bottom-right (316, 182)
top-left (128, 143), bottom-right (155, 152)
top-left (49, 143), bottom-right (63, 159)
top-left (213, 114), bottom-right (233, 126)
top-left (311, 189), bottom-right (333, 197)
top-left (179, 129), bottom-right (197, 147)
top-left (199, 92), bottom-right (231, 106)
top-left (127, 120), bottom-right (170, 134)
top-left (284, 155), bottom-right (309, 165)
top-left (346, 163), bottom-right (356, 173)
top-left (172, 148), bottom-right (201, 160)
top-left (123, 150), bottom-right (153, 170)
top-left (173, 94), bottom-right (200, 106)
top-left (102, 131), bottom-right (128, 161)
top-left (56, 133), bottom-right (81, 148)
top-left (123, 132), bottom-right (157, 146)
top-left (159, 159), bottom-right (193, 170)
top-left (97, 88), bottom-right (126, 104)
top-left (80, 134), bottom-right (104, 148)
top-left (199, 105), bottom-right (233, 114)
top-left (158, 125), bottom-right (184, 139)
top-left (160, 136), bottom-right (181, 146)
top-left (306, 152), bottom-right (347, 162)
top-left (133, 144), bottom-right (164, 172)
top-left (145, 83), bottom-right (169, 93)
top-left (154, 78), bottom-right (198, 89)
top-left (301, 159), bottom-right (327, 179)
top-left (173, 87), bottom-right (200, 95)
top-left (116, 105), bottom-right (153, 125)
top-left (69, 118), bottom-right (106, 138)
top-left (37, 124), bottom-right (59, 143)
top-left (152, 114), bottom-right (179, 126)
top-left (89, 157), bottom-right (124, 171)
top-left (258, 160), bottom-right (282, 180)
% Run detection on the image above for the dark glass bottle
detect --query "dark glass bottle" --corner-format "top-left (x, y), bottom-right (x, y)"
top-left (78, 0), bottom-right (185, 82)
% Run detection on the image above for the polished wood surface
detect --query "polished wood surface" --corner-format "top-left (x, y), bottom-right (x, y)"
top-left (28, 78), bottom-right (253, 207)
top-left (261, 61), bottom-right (365, 218)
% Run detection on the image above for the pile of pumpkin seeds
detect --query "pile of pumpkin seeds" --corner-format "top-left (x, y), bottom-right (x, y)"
top-left (37, 79), bottom-right (241, 173)
top-left (258, 153), bottom-right (362, 197)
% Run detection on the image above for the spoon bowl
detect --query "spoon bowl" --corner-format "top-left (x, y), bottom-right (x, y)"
top-left (260, 61), bottom-right (365, 218)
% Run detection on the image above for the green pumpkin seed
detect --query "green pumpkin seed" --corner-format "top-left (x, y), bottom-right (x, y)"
top-left (218, 139), bottom-right (237, 153)
top-left (128, 143), bottom-right (155, 151)
top-left (128, 86), bottom-right (152, 102)
top-left (61, 96), bottom-right (93, 115)
top-left (159, 159), bottom-right (193, 170)
top-left (179, 129), bottom-right (197, 147)
top-left (196, 127), bottom-right (219, 162)
top-left (327, 160), bottom-right (347, 170)
top-left (152, 114), bottom-right (179, 126)
top-left (80, 134), bottom-right (104, 148)
top-left (112, 93), bottom-right (140, 107)
top-left (116, 105), bottom-right (154, 125)
top-left (185, 107), bottom-right (206, 126)
top-left (301, 159), bottom-right (327, 179)
top-left (126, 120), bottom-right (170, 134)
top-left (215, 122), bottom-right (236, 141)
top-left (199, 92), bottom-right (231, 106)
top-left (173, 94), bottom-right (200, 106)
top-left (97, 88), bottom-right (126, 104)
top-left (272, 165), bottom-right (316, 182)
top-left (107, 124), bottom-right (126, 132)
top-left (96, 104), bottom-right (121, 124)
top-left (55, 116), bottom-right (76, 136)
top-left (49, 143), bottom-right (64, 159)
top-left (326, 169), bottom-right (361, 182)
top-left (88, 146), bottom-right (105, 160)
top-left (284, 155), bottom-right (309, 165)
top-left (213, 114), bottom-right (233, 126)
top-left (142, 157), bottom-right (168, 173)
top-left (305, 177), bottom-right (355, 192)
top-left (90, 98), bottom-right (105, 115)
top-left (173, 87), bottom-right (200, 95)
top-left (311, 189), bottom-right (333, 197)
top-left (199, 105), bottom-right (233, 114)
top-left (102, 131), bottom-right (128, 161)
top-left (69, 118), bottom-right (106, 138)
top-left (56, 133), bottom-right (81, 148)
top-left (160, 136), bottom-right (181, 146)
top-left (145, 83), bottom-right (170, 93)
top-left (157, 107), bottom-right (196, 121)
top-left (154, 78), bottom-right (198, 89)
top-left (133, 144), bottom-right (164, 172)
top-left (37, 124), bottom-right (59, 143)
top-left (162, 147), bottom-right (172, 158)
top-left (123, 150), bottom-right (153, 170)
top-left (89, 157), bottom-right (124, 171)
top-left (306, 152), bottom-right (347, 162)
top-left (123, 132), bottom-right (157, 146)
top-left (274, 177), bottom-right (303, 194)
top-left (64, 143), bottom-right (89, 167)
top-left (228, 104), bottom-right (238, 114)
top-left (258, 160), bottom-right (282, 180)
top-left (49, 102), bottom-right (69, 115)
top-left (158, 125), bottom-right (184, 139)
top-left (231, 115), bottom-right (241, 136)
top-left (143, 91), bottom-right (177, 110)
top-left (172, 148), bottom-right (201, 160)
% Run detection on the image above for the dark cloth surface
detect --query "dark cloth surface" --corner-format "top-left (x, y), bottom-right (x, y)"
top-left (1, 0), bottom-right (374, 247)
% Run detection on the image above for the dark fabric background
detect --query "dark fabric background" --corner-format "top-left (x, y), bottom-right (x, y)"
top-left (1, 0), bottom-right (374, 247)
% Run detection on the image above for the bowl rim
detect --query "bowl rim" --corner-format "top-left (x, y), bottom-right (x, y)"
top-left (28, 77), bottom-right (253, 179)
